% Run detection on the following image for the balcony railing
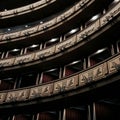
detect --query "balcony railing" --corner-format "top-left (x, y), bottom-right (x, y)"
top-left (0, 51), bottom-right (120, 104)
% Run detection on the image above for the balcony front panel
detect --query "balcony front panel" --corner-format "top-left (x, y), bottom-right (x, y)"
top-left (0, 53), bottom-right (120, 105)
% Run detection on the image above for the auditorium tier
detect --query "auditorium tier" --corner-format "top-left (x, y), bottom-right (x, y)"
top-left (0, 0), bottom-right (120, 120)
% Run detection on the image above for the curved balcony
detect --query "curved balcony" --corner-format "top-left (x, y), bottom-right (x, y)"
top-left (0, 0), bottom-right (113, 45)
top-left (0, 2), bottom-right (119, 73)
top-left (0, 51), bottom-right (120, 108)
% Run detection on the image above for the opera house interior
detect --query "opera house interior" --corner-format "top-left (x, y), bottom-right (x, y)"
top-left (0, 0), bottom-right (120, 119)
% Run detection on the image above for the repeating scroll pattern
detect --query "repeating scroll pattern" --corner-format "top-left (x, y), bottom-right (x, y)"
top-left (0, 54), bottom-right (120, 104)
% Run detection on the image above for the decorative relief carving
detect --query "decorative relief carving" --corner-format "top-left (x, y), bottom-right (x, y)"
top-left (54, 80), bottom-right (66, 94)
top-left (100, 2), bottom-right (120, 26)
top-left (0, 93), bottom-right (6, 103)
top-left (65, 75), bottom-right (79, 90)
top-left (77, 20), bottom-right (99, 42)
top-left (35, 46), bottom-right (55, 60)
top-left (55, 36), bottom-right (76, 53)
top-left (79, 70), bottom-right (93, 86)
top-left (41, 84), bottom-right (53, 96)
top-left (108, 55), bottom-right (120, 73)
top-left (93, 63), bottom-right (107, 80)
top-left (29, 86), bottom-right (42, 99)
top-left (0, 58), bottom-right (15, 67)
top-left (16, 89), bottom-right (29, 101)
top-left (14, 53), bottom-right (35, 65)
top-left (6, 91), bottom-right (17, 102)
top-left (79, 63), bottom-right (107, 85)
